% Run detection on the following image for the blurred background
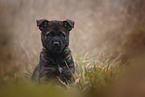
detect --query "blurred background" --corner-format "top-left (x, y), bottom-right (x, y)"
top-left (0, 0), bottom-right (145, 92)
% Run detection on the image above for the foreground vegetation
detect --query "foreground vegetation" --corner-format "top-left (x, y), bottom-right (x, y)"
top-left (0, 55), bottom-right (127, 97)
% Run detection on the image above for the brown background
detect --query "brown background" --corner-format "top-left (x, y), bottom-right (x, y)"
top-left (0, 0), bottom-right (145, 72)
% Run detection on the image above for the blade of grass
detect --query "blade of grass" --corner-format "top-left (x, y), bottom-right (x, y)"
top-left (64, 60), bottom-right (75, 82)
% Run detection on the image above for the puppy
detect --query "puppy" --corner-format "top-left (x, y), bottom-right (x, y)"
top-left (32, 19), bottom-right (75, 83)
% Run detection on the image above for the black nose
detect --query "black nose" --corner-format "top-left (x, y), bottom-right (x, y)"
top-left (53, 42), bottom-right (59, 46)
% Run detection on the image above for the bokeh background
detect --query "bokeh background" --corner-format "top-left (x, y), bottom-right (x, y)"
top-left (0, 0), bottom-right (145, 91)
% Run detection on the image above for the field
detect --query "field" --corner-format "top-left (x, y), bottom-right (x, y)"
top-left (0, 0), bottom-right (145, 97)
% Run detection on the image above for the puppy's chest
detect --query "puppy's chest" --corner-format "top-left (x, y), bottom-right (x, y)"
top-left (42, 55), bottom-right (66, 67)
top-left (44, 57), bottom-right (66, 74)
top-left (53, 58), bottom-right (65, 67)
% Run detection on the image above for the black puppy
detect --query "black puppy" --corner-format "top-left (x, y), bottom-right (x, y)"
top-left (32, 19), bottom-right (75, 83)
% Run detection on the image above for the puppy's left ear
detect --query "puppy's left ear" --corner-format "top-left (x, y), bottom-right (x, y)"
top-left (63, 19), bottom-right (74, 31)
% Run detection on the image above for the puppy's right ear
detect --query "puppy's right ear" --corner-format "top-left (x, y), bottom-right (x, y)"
top-left (36, 19), bottom-right (49, 31)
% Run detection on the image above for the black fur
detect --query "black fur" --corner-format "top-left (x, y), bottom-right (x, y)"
top-left (32, 19), bottom-right (75, 83)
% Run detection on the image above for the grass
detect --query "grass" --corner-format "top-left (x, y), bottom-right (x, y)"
top-left (73, 55), bottom-right (125, 97)
top-left (0, 55), bottom-right (126, 97)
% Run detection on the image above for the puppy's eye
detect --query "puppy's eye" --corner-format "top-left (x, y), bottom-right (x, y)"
top-left (60, 33), bottom-right (64, 36)
top-left (47, 31), bottom-right (54, 36)
top-left (47, 33), bottom-right (52, 36)
top-left (58, 32), bottom-right (65, 36)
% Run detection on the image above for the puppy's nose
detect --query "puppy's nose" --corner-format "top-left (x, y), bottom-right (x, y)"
top-left (53, 42), bottom-right (59, 46)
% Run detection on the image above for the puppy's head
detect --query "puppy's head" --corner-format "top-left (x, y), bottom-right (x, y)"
top-left (36, 19), bottom-right (74, 54)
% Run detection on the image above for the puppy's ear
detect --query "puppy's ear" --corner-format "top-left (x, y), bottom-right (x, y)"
top-left (63, 19), bottom-right (74, 31)
top-left (36, 19), bottom-right (49, 31)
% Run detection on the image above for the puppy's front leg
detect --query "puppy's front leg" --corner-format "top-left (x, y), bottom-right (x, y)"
top-left (38, 66), bottom-right (58, 83)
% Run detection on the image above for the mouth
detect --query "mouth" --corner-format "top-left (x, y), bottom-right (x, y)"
top-left (49, 45), bottom-right (62, 53)
top-left (53, 46), bottom-right (61, 51)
